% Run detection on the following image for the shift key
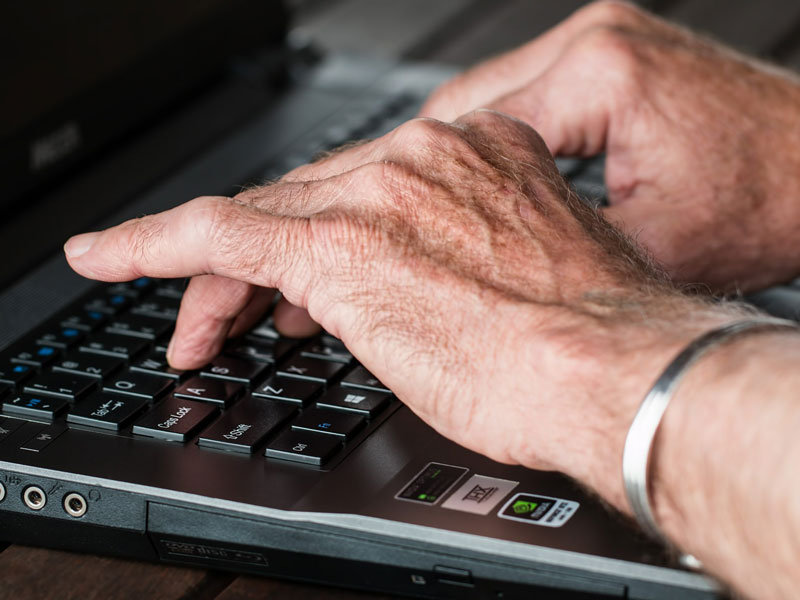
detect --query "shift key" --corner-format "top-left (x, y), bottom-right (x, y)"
top-left (197, 397), bottom-right (295, 454)
top-left (132, 397), bottom-right (216, 443)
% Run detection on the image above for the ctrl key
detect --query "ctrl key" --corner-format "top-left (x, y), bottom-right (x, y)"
top-left (265, 430), bottom-right (342, 466)
top-left (132, 398), bottom-right (217, 443)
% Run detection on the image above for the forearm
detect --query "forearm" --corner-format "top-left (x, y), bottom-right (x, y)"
top-left (653, 331), bottom-right (800, 599)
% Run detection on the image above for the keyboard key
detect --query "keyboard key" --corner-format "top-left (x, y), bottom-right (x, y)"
top-left (79, 333), bottom-right (148, 359)
top-left (251, 376), bottom-right (322, 406)
top-left (36, 327), bottom-right (84, 349)
top-left (61, 309), bottom-right (108, 332)
top-left (3, 395), bottom-right (69, 420)
top-left (154, 279), bottom-right (187, 300)
top-left (291, 407), bottom-right (364, 440)
top-left (197, 397), bottom-right (295, 454)
top-left (10, 344), bottom-right (59, 367)
top-left (53, 352), bottom-right (123, 380)
top-left (227, 338), bottom-right (293, 364)
top-left (132, 397), bottom-right (217, 443)
top-left (0, 417), bottom-right (25, 443)
top-left (200, 356), bottom-right (269, 385)
top-left (24, 372), bottom-right (97, 401)
top-left (108, 277), bottom-right (154, 298)
top-left (68, 394), bottom-right (148, 431)
top-left (316, 387), bottom-right (390, 418)
top-left (85, 293), bottom-right (131, 315)
top-left (0, 361), bottom-right (35, 386)
top-left (20, 424), bottom-right (67, 452)
top-left (340, 366), bottom-right (391, 393)
top-left (130, 353), bottom-right (185, 380)
top-left (248, 317), bottom-right (280, 340)
top-left (105, 315), bottom-right (172, 340)
top-left (103, 373), bottom-right (173, 401)
top-left (277, 354), bottom-right (347, 384)
top-left (300, 335), bottom-right (352, 364)
top-left (265, 429), bottom-right (342, 466)
top-left (131, 298), bottom-right (180, 321)
top-left (174, 376), bottom-right (243, 407)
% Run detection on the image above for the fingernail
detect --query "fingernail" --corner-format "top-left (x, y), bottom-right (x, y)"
top-left (64, 232), bottom-right (100, 258)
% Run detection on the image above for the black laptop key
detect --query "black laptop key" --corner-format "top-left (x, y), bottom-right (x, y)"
top-left (131, 297), bottom-right (180, 321)
top-left (103, 373), bottom-right (173, 401)
top-left (251, 375), bottom-right (322, 406)
top-left (248, 317), bottom-right (280, 340)
top-left (3, 395), bottom-right (69, 420)
top-left (79, 333), bottom-right (148, 359)
top-left (0, 383), bottom-right (10, 400)
top-left (10, 344), bottom-right (59, 367)
top-left (68, 394), bottom-right (148, 431)
top-left (130, 353), bottom-right (185, 380)
top-left (84, 293), bottom-right (131, 315)
top-left (265, 429), bottom-right (342, 466)
top-left (0, 417), bottom-right (25, 443)
top-left (227, 338), bottom-right (293, 364)
top-left (200, 356), bottom-right (269, 385)
top-left (153, 279), bottom-right (187, 300)
top-left (197, 397), bottom-right (295, 454)
top-left (36, 326), bottom-right (84, 349)
top-left (108, 277), bottom-right (154, 298)
top-left (24, 372), bottom-right (97, 401)
top-left (316, 387), bottom-right (390, 418)
top-left (132, 397), bottom-right (217, 443)
top-left (300, 335), bottom-right (353, 364)
top-left (340, 366), bottom-right (391, 393)
top-left (277, 354), bottom-right (347, 383)
top-left (105, 315), bottom-right (172, 340)
top-left (174, 376), bottom-right (243, 407)
top-left (0, 361), bottom-right (35, 386)
top-left (19, 423), bottom-right (68, 452)
top-left (61, 310), bottom-right (107, 332)
top-left (53, 352), bottom-right (123, 380)
top-left (291, 407), bottom-right (365, 440)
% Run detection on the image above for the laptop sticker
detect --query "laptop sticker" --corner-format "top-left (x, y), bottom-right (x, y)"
top-left (497, 493), bottom-right (579, 527)
top-left (396, 462), bottom-right (468, 505)
top-left (440, 474), bottom-right (518, 515)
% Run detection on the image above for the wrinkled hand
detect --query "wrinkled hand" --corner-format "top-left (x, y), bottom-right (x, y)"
top-left (420, 1), bottom-right (800, 292)
top-left (64, 111), bottom-right (733, 506)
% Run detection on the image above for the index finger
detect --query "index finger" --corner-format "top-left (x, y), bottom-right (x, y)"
top-left (64, 195), bottom-right (310, 293)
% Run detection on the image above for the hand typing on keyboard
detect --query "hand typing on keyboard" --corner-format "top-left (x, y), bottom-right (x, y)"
top-left (64, 4), bottom-right (800, 599)
top-left (420, 1), bottom-right (800, 294)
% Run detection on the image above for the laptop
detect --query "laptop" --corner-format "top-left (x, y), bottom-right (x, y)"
top-left (0, 1), bottom-right (726, 598)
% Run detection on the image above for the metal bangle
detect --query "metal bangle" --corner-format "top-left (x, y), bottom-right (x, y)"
top-left (622, 317), bottom-right (798, 543)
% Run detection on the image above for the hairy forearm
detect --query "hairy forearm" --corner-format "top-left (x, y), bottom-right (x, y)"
top-left (653, 331), bottom-right (800, 599)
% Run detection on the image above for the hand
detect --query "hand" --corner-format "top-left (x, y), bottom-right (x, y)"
top-left (64, 110), bottom-right (739, 507)
top-left (420, 1), bottom-right (800, 292)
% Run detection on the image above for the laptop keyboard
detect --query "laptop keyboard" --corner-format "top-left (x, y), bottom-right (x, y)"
top-left (0, 278), bottom-right (396, 467)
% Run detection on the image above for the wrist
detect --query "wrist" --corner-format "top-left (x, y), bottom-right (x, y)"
top-left (516, 295), bottom-right (751, 513)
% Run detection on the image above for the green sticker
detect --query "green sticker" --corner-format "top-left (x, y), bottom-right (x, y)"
top-left (512, 500), bottom-right (538, 514)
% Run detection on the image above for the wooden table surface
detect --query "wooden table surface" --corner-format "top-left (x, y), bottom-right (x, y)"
top-left (6, 1), bottom-right (800, 598)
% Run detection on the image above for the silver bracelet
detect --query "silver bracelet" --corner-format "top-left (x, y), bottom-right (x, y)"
top-left (622, 317), bottom-right (798, 543)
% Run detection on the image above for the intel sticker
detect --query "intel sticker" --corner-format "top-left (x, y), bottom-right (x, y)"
top-left (396, 462), bottom-right (467, 505)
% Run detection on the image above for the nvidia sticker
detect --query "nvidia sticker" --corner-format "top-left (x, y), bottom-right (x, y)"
top-left (498, 493), bottom-right (579, 527)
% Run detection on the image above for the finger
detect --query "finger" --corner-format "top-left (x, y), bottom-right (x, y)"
top-left (64, 195), bottom-right (311, 292)
top-left (168, 275), bottom-right (256, 369)
top-left (228, 286), bottom-right (279, 338)
top-left (419, 1), bottom-right (648, 121)
top-left (272, 296), bottom-right (321, 338)
top-left (279, 139), bottom-right (379, 183)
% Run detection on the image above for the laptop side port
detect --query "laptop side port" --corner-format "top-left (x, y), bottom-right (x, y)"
top-left (22, 485), bottom-right (47, 510)
top-left (63, 492), bottom-right (88, 518)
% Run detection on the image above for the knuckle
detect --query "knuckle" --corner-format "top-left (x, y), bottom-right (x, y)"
top-left (574, 25), bottom-right (641, 81)
top-left (122, 215), bottom-right (166, 274)
top-left (394, 117), bottom-right (453, 148)
top-left (578, 0), bottom-right (643, 27)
